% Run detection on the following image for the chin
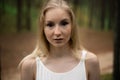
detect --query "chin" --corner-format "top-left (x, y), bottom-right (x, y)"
top-left (52, 43), bottom-right (65, 48)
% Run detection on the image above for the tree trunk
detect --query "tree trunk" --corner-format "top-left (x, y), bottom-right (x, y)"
top-left (17, 0), bottom-right (23, 32)
top-left (113, 0), bottom-right (120, 79)
top-left (108, 0), bottom-right (115, 30)
top-left (0, 0), bottom-right (5, 14)
top-left (0, 0), bottom-right (5, 25)
top-left (26, 0), bottom-right (31, 31)
top-left (88, 0), bottom-right (94, 28)
top-left (100, 0), bottom-right (106, 30)
top-left (0, 46), bottom-right (1, 80)
top-left (72, 0), bottom-right (80, 15)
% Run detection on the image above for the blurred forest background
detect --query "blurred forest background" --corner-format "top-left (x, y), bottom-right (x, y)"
top-left (0, 0), bottom-right (117, 33)
top-left (0, 0), bottom-right (119, 80)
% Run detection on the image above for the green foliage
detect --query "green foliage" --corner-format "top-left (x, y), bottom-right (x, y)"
top-left (75, 5), bottom-right (89, 27)
top-left (0, 12), bottom-right (16, 34)
top-left (101, 73), bottom-right (113, 80)
top-left (0, 0), bottom-right (114, 34)
top-left (0, 3), bottom-right (17, 15)
top-left (0, 3), bottom-right (39, 34)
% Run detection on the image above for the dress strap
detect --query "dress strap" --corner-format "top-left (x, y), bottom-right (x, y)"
top-left (36, 57), bottom-right (40, 62)
top-left (36, 57), bottom-right (41, 80)
top-left (81, 50), bottom-right (87, 61)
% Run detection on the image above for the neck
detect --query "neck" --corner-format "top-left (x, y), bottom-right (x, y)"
top-left (49, 44), bottom-right (73, 58)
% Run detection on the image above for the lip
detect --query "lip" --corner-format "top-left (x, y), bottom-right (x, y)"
top-left (53, 38), bottom-right (63, 42)
top-left (54, 38), bottom-right (63, 40)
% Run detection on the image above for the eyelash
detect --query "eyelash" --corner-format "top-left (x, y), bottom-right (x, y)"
top-left (46, 22), bottom-right (54, 27)
top-left (46, 21), bottom-right (69, 27)
top-left (60, 21), bottom-right (69, 26)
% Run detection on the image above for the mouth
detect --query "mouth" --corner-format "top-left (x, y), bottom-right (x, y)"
top-left (54, 38), bottom-right (63, 43)
top-left (54, 38), bottom-right (63, 40)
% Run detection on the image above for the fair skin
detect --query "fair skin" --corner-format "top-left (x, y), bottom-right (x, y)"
top-left (20, 8), bottom-right (100, 80)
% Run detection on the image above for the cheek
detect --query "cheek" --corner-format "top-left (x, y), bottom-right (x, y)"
top-left (64, 27), bottom-right (72, 40)
top-left (44, 28), bottom-right (52, 40)
top-left (44, 29), bottom-right (49, 38)
top-left (67, 27), bottom-right (72, 36)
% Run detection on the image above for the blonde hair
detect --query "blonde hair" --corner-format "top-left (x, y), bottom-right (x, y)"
top-left (19, 0), bottom-right (82, 68)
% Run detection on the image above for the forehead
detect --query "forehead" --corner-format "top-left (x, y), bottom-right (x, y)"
top-left (44, 8), bottom-right (71, 21)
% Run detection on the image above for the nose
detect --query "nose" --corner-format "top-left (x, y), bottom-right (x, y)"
top-left (54, 25), bottom-right (61, 37)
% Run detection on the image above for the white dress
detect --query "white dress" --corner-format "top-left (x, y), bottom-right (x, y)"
top-left (36, 50), bottom-right (87, 80)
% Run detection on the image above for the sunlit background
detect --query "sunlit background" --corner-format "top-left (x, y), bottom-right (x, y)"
top-left (0, 0), bottom-right (119, 80)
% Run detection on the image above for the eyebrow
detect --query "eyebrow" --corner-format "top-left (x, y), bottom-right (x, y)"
top-left (62, 18), bottom-right (70, 21)
top-left (61, 18), bottom-right (69, 21)
top-left (45, 18), bottom-right (70, 23)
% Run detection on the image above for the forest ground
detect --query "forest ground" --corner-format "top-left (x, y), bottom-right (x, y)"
top-left (0, 27), bottom-right (113, 80)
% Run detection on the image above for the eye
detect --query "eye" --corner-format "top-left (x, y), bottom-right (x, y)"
top-left (46, 22), bottom-right (54, 27)
top-left (60, 20), bottom-right (69, 26)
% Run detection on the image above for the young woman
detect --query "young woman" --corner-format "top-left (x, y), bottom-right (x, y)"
top-left (19, 0), bottom-right (100, 80)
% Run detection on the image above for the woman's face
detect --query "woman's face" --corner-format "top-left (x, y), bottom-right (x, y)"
top-left (44, 8), bottom-right (72, 47)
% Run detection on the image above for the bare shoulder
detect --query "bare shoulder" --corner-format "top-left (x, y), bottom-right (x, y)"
top-left (21, 57), bottom-right (36, 70)
top-left (85, 51), bottom-right (100, 72)
top-left (85, 51), bottom-right (100, 80)
top-left (85, 51), bottom-right (99, 64)
top-left (20, 57), bottom-right (36, 80)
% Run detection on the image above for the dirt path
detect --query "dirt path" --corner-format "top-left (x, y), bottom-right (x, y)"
top-left (0, 28), bottom-right (113, 80)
